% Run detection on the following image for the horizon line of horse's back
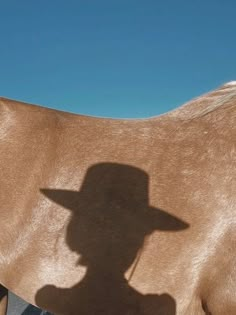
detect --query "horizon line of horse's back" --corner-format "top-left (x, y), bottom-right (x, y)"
top-left (0, 80), bottom-right (236, 121)
top-left (0, 82), bottom-right (235, 315)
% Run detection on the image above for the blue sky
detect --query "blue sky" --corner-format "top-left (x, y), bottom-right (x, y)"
top-left (0, 1), bottom-right (235, 118)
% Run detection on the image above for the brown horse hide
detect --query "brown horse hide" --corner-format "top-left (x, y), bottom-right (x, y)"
top-left (0, 82), bottom-right (235, 314)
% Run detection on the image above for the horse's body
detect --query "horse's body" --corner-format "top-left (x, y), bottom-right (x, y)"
top-left (0, 82), bottom-right (235, 314)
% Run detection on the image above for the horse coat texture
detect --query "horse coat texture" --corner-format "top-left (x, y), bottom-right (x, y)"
top-left (0, 82), bottom-right (235, 315)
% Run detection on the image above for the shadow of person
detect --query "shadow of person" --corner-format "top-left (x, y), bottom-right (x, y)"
top-left (36, 163), bottom-right (189, 315)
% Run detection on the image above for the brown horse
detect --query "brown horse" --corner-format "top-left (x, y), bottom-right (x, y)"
top-left (0, 82), bottom-right (235, 314)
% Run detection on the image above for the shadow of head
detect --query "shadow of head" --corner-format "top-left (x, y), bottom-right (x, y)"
top-left (41, 163), bottom-right (189, 272)
top-left (37, 163), bottom-right (189, 314)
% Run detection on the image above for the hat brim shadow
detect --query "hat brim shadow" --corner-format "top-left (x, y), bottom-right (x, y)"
top-left (41, 189), bottom-right (189, 232)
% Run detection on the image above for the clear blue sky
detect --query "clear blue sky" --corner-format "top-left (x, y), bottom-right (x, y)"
top-left (0, 1), bottom-right (235, 118)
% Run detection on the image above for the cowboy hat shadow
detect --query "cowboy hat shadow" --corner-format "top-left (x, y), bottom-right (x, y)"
top-left (36, 163), bottom-right (189, 315)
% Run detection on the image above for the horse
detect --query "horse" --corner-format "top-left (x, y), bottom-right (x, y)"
top-left (0, 82), bottom-right (235, 314)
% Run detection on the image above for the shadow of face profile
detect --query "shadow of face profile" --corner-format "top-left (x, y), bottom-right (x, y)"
top-left (37, 163), bottom-right (189, 315)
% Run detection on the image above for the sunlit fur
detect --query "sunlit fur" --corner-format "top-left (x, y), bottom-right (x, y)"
top-left (0, 82), bottom-right (235, 314)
